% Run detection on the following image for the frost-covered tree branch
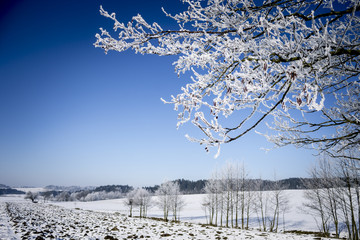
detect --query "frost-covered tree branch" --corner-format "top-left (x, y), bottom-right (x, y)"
top-left (95, 0), bottom-right (360, 158)
top-left (264, 81), bottom-right (360, 160)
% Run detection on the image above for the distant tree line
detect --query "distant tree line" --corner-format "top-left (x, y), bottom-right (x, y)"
top-left (144, 178), bottom-right (311, 195)
top-left (38, 185), bottom-right (134, 202)
top-left (0, 188), bottom-right (25, 195)
top-left (143, 185), bottom-right (159, 193)
top-left (0, 184), bottom-right (25, 195)
top-left (174, 179), bottom-right (207, 194)
top-left (44, 185), bottom-right (95, 192)
top-left (2, 178), bottom-right (327, 199)
top-left (93, 185), bottom-right (133, 193)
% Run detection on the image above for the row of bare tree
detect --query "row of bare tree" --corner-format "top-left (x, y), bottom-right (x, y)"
top-left (124, 181), bottom-right (185, 221)
top-left (303, 155), bottom-right (360, 239)
top-left (202, 162), bottom-right (288, 232)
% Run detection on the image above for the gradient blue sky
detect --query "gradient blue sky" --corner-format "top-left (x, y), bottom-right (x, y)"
top-left (0, 0), bottom-right (317, 187)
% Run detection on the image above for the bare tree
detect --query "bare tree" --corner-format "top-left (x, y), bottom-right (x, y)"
top-left (25, 191), bottom-right (39, 203)
top-left (124, 189), bottom-right (136, 217)
top-left (252, 178), bottom-right (267, 231)
top-left (320, 159), bottom-right (341, 238)
top-left (303, 168), bottom-right (331, 236)
top-left (253, 177), bottom-right (288, 232)
top-left (204, 162), bottom-right (255, 228)
top-left (303, 153), bottom-right (360, 239)
top-left (337, 157), bottom-right (360, 239)
top-left (56, 191), bottom-right (72, 202)
top-left (238, 163), bottom-right (251, 229)
top-left (156, 181), bottom-right (185, 221)
top-left (133, 188), bottom-right (152, 218)
top-left (203, 178), bottom-right (218, 225)
top-left (222, 162), bottom-right (235, 228)
top-left (280, 195), bottom-right (290, 232)
top-left (40, 191), bottom-right (54, 203)
top-left (156, 182), bottom-right (171, 221)
top-left (245, 180), bottom-right (255, 230)
top-left (268, 177), bottom-right (288, 233)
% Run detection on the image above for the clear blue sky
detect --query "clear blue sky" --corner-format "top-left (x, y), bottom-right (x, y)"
top-left (0, 0), bottom-right (317, 188)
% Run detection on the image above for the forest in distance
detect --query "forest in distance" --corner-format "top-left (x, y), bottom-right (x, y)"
top-left (0, 177), bottom-right (317, 196)
top-left (1, 176), bottom-right (352, 200)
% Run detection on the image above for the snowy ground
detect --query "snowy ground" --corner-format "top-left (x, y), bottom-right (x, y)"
top-left (51, 190), bottom-right (317, 232)
top-left (0, 190), bottom-right (332, 240)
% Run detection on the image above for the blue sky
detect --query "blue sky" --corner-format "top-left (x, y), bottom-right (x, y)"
top-left (0, 0), bottom-right (317, 187)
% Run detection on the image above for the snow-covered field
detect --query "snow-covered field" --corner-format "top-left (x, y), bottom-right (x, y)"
top-left (51, 190), bottom-right (317, 231)
top-left (0, 190), bottom-right (331, 240)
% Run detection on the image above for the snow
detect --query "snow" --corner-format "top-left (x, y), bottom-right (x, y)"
top-left (14, 187), bottom-right (45, 193)
top-left (0, 190), bottom-right (331, 239)
top-left (0, 195), bottom-right (25, 240)
top-left (51, 190), bottom-right (317, 231)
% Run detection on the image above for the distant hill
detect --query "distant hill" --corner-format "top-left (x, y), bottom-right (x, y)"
top-left (44, 185), bottom-right (95, 192)
top-left (174, 179), bottom-right (207, 194)
top-left (143, 185), bottom-right (160, 193)
top-left (143, 178), bottom-right (311, 195)
top-left (37, 177), bottom-right (321, 200)
top-left (171, 178), bottom-right (309, 194)
top-left (93, 185), bottom-right (133, 193)
top-left (0, 184), bottom-right (25, 195)
top-left (0, 184), bottom-right (10, 189)
top-left (143, 179), bottom-right (207, 194)
top-left (279, 177), bottom-right (309, 189)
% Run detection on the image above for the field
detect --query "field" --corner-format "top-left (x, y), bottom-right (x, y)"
top-left (0, 190), bottom-right (332, 240)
